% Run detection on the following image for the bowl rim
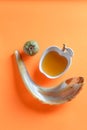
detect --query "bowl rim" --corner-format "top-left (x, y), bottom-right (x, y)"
top-left (39, 45), bottom-right (72, 79)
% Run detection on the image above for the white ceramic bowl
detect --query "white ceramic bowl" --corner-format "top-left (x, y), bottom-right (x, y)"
top-left (39, 45), bottom-right (74, 79)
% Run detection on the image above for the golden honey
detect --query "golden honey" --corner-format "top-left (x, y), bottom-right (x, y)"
top-left (42, 51), bottom-right (68, 76)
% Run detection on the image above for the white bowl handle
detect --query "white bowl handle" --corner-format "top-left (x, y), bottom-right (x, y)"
top-left (62, 44), bottom-right (74, 57)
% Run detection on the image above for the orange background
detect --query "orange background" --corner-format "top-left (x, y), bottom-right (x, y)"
top-left (0, 0), bottom-right (87, 130)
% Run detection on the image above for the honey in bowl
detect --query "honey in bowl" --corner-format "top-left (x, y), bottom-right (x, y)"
top-left (42, 51), bottom-right (68, 76)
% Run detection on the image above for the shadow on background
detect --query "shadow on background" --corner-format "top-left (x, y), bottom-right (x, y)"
top-left (33, 63), bottom-right (52, 87)
top-left (11, 51), bottom-right (67, 113)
